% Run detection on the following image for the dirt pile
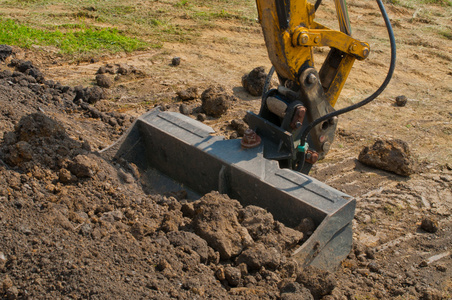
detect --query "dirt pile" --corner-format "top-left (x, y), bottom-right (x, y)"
top-left (0, 112), bottom-right (330, 298)
top-left (0, 63), bottom-right (331, 298)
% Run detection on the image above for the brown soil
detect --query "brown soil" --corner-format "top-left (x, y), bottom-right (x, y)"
top-left (1, 1), bottom-right (451, 299)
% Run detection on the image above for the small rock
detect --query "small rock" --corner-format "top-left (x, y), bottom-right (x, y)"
top-left (224, 266), bottom-right (241, 286)
top-left (236, 243), bottom-right (281, 270)
top-left (197, 113), bottom-right (206, 122)
top-left (16, 60), bottom-right (34, 73)
top-left (229, 132), bottom-right (238, 139)
top-left (420, 218), bottom-right (438, 233)
top-left (59, 168), bottom-right (73, 183)
top-left (215, 267), bottom-right (226, 281)
top-left (117, 63), bottom-right (130, 75)
top-left (167, 231), bottom-right (210, 263)
top-left (367, 262), bottom-right (380, 273)
top-left (435, 264), bottom-right (447, 272)
top-left (179, 104), bottom-right (190, 115)
top-left (96, 66), bottom-right (107, 74)
top-left (365, 248), bottom-right (376, 259)
top-left (358, 139), bottom-right (416, 176)
top-left (419, 260), bottom-right (428, 267)
top-left (395, 95), bottom-right (407, 107)
top-left (96, 74), bottom-right (113, 88)
top-left (230, 119), bottom-right (248, 137)
top-left (79, 223), bottom-right (93, 237)
top-left (68, 154), bottom-right (99, 178)
top-left (172, 57), bottom-right (181, 66)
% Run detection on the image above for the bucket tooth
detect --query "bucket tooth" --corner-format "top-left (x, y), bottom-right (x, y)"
top-left (101, 108), bottom-right (356, 271)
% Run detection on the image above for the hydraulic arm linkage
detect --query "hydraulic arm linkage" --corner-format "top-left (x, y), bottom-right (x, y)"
top-left (247, 0), bottom-right (371, 173)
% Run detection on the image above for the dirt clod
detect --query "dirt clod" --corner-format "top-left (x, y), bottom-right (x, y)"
top-left (224, 266), bottom-right (241, 286)
top-left (420, 218), bottom-right (439, 233)
top-left (201, 86), bottom-right (232, 117)
top-left (242, 66), bottom-right (267, 96)
top-left (74, 85), bottom-right (104, 104)
top-left (68, 154), bottom-right (99, 178)
top-left (197, 113), bottom-right (206, 121)
top-left (96, 74), bottom-right (113, 88)
top-left (236, 243), bottom-right (281, 270)
top-left (297, 266), bottom-right (336, 300)
top-left (0, 45), bottom-right (13, 61)
top-left (358, 139), bottom-right (416, 176)
top-left (395, 95), bottom-right (407, 107)
top-left (192, 192), bottom-right (247, 259)
top-left (230, 119), bottom-right (248, 137)
top-left (172, 57), bottom-right (181, 66)
top-left (177, 87), bottom-right (198, 101)
top-left (179, 103), bottom-right (190, 115)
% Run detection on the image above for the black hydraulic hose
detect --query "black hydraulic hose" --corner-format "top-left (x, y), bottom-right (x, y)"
top-left (314, 0), bottom-right (323, 11)
top-left (296, 0), bottom-right (396, 172)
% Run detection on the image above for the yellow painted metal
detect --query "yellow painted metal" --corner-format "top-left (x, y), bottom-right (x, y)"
top-left (323, 54), bottom-right (355, 107)
top-left (255, 0), bottom-right (369, 107)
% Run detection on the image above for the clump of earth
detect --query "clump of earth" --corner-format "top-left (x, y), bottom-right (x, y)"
top-left (242, 66), bottom-right (268, 96)
top-left (358, 139), bottom-right (416, 176)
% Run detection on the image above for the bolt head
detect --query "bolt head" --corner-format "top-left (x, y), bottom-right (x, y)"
top-left (307, 73), bottom-right (317, 84)
top-left (362, 47), bottom-right (370, 58)
top-left (300, 34), bottom-right (309, 44)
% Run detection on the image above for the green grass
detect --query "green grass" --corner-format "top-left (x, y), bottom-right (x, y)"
top-left (438, 29), bottom-right (452, 40)
top-left (0, 0), bottom-right (258, 57)
top-left (0, 18), bottom-right (150, 54)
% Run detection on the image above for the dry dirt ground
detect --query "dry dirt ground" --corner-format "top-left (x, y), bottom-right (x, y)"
top-left (1, 0), bottom-right (451, 299)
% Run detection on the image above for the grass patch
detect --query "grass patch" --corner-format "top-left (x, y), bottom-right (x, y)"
top-left (0, 18), bottom-right (150, 54)
top-left (0, 0), bottom-right (258, 56)
top-left (420, 0), bottom-right (452, 5)
top-left (438, 29), bottom-right (452, 40)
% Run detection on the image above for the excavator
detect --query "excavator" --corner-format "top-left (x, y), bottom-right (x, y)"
top-left (102, 0), bottom-right (395, 270)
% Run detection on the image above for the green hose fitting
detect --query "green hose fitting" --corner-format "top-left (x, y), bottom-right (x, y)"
top-left (297, 142), bottom-right (309, 153)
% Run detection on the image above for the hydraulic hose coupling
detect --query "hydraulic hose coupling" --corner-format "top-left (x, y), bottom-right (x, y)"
top-left (297, 142), bottom-right (309, 153)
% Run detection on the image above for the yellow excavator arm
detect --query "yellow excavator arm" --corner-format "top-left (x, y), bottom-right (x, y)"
top-left (256, 0), bottom-right (369, 106)
top-left (245, 0), bottom-right (378, 173)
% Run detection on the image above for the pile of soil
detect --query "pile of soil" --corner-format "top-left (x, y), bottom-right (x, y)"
top-left (0, 59), bottom-right (332, 299)
top-left (0, 54), bottom-right (450, 300)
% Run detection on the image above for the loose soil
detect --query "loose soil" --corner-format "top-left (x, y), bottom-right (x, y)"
top-left (1, 1), bottom-right (451, 299)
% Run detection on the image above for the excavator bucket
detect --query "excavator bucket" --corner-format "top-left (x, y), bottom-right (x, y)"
top-left (101, 108), bottom-right (355, 271)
